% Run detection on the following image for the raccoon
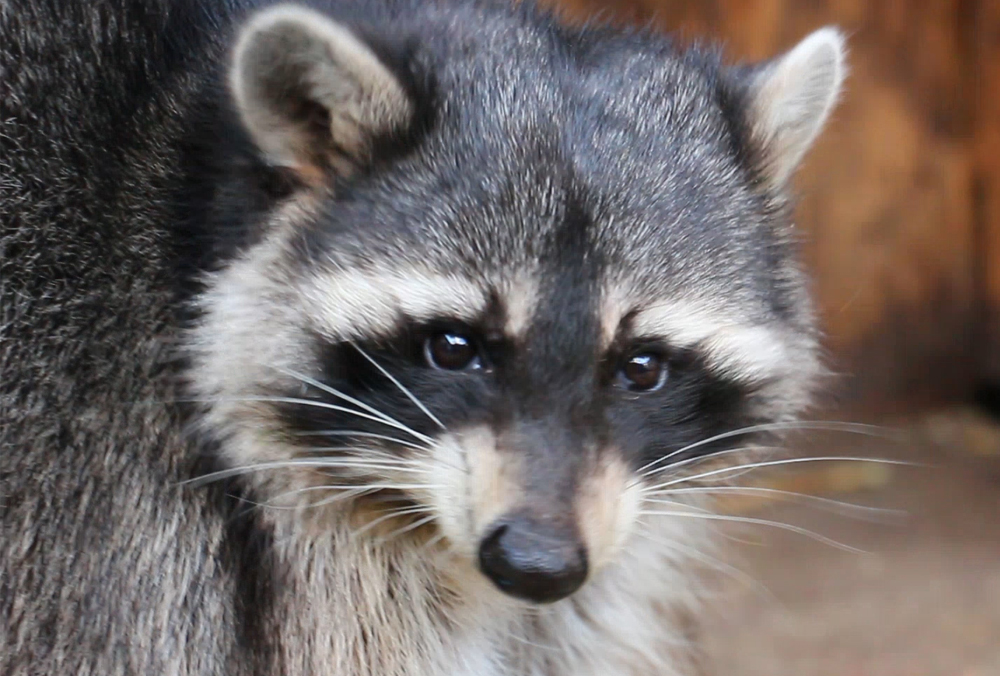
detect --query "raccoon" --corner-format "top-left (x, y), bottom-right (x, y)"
top-left (0, 1), bottom-right (844, 674)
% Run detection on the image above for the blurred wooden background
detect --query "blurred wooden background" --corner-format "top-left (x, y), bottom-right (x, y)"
top-left (539, 0), bottom-right (1000, 413)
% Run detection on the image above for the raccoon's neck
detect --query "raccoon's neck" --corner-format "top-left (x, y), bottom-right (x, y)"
top-left (262, 514), bottom-right (698, 676)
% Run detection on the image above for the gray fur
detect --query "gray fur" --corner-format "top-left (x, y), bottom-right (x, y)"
top-left (1, 1), bottom-right (844, 674)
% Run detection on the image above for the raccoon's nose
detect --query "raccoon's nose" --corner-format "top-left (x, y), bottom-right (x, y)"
top-left (478, 516), bottom-right (588, 603)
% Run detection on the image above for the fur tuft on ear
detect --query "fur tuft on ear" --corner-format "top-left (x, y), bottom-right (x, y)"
top-left (231, 5), bottom-right (413, 181)
top-left (744, 27), bottom-right (846, 189)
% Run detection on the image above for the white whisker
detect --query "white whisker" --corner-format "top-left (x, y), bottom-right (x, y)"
top-left (640, 496), bottom-right (716, 514)
top-left (279, 367), bottom-right (412, 429)
top-left (187, 395), bottom-right (436, 444)
top-left (635, 421), bottom-right (898, 477)
top-left (351, 505), bottom-right (435, 538)
top-left (373, 514), bottom-right (437, 545)
top-left (351, 343), bottom-right (446, 431)
top-left (294, 451), bottom-right (431, 474)
top-left (183, 459), bottom-right (444, 487)
top-left (633, 526), bottom-right (778, 604)
top-left (641, 456), bottom-right (915, 493)
top-left (316, 463), bottom-right (433, 476)
top-left (292, 486), bottom-right (385, 510)
top-left (291, 430), bottom-right (431, 451)
top-left (638, 509), bottom-right (867, 553)
top-left (499, 629), bottom-right (560, 653)
top-left (640, 446), bottom-right (784, 480)
top-left (648, 486), bottom-right (908, 523)
top-left (223, 485), bottom-right (376, 516)
top-left (418, 530), bottom-right (450, 554)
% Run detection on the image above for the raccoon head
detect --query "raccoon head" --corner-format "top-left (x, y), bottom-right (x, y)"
top-left (189, 3), bottom-right (844, 605)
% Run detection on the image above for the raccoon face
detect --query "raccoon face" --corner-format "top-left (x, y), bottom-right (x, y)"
top-left (190, 4), bottom-right (844, 604)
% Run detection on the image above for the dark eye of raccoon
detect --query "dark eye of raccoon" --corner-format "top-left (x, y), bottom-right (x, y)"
top-left (619, 351), bottom-right (667, 392)
top-left (424, 332), bottom-right (482, 371)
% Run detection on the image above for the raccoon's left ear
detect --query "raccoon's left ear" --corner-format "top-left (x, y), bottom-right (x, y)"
top-left (230, 5), bottom-right (413, 183)
top-left (741, 27), bottom-right (846, 189)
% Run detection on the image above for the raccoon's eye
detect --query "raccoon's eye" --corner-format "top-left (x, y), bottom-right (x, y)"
top-left (425, 332), bottom-right (482, 371)
top-left (619, 351), bottom-right (667, 392)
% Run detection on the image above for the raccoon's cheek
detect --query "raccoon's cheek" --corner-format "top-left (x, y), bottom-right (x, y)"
top-left (575, 454), bottom-right (643, 572)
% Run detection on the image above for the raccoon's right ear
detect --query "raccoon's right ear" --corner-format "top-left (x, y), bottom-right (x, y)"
top-left (740, 27), bottom-right (846, 190)
top-left (230, 5), bottom-right (413, 183)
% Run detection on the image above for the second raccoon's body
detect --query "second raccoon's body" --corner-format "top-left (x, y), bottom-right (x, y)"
top-left (1, 1), bottom-right (844, 674)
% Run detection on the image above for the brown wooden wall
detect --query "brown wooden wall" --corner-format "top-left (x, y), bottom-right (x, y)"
top-left (538, 0), bottom-right (999, 412)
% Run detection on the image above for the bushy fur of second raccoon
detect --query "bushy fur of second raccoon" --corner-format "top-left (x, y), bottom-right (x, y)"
top-left (1, 1), bottom-right (843, 674)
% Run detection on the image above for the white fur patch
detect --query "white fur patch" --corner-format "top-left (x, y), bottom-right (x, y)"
top-left (414, 427), bottom-right (515, 560)
top-left (576, 454), bottom-right (643, 572)
top-left (305, 268), bottom-right (489, 341)
top-left (630, 299), bottom-right (799, 382)
top-left (188, 203), bottom-right (316, 446)
top-left (499, 276), bottom-right (538, 338)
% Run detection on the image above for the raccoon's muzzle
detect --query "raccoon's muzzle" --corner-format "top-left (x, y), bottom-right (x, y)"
top-left (478, 512), bottom-right (588, 603)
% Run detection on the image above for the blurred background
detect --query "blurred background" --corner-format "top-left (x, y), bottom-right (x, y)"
top-left (538, 1), bottom-right (1000, 673)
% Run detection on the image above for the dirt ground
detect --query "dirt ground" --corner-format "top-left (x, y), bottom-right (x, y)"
top-left (701, 409), bottom-right (1000, 676)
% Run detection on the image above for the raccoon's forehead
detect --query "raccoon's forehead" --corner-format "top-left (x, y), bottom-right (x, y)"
top-left (287, 37), bottom-right (764, 282)
top-left (287, 153), bottom-right (781, 343)
top-left (290, 177), bottom-right (774, 316)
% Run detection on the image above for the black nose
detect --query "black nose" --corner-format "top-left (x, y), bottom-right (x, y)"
top-left (477, 516), bottom-right (588, 603)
